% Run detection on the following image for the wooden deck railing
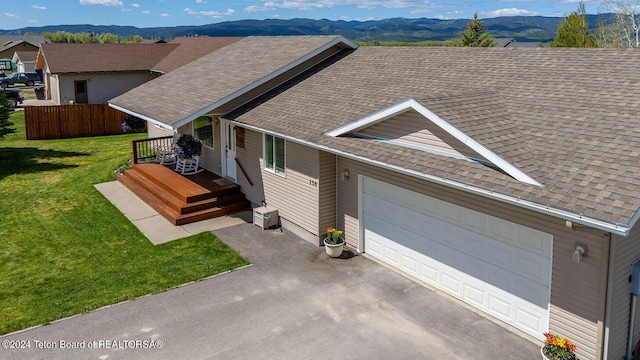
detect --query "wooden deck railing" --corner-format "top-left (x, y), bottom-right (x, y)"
top-left (132, 136), bottom-right (173, 164)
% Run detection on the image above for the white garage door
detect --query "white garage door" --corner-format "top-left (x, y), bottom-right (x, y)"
top-left (362, 177), bottom-right (552, 340)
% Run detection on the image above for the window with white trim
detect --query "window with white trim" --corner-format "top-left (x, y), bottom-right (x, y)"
top-left (193, 116), bottom-right (214, 148)
top-left (264, 134), bottom-right (285, 176)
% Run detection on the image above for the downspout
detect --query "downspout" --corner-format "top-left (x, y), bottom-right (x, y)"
top-left (335, 153), bottom-right (338, 234)
top-left (627, 259), bottom-right (640, 360)
top-left (627, 295), bottom-right (638, 360)
top-left (603, 233), bottom-right (613, 360)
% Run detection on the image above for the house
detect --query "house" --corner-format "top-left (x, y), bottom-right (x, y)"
top-left (12, 51), bottom-right (37, 73)
top-left (36, 37), bottom-right (242, 105)
top-left (0, 36), bottom-right (46, 59)
top-left (496, 37), bottom-right (544, 48)
top-left (109, 36), bottom-right (640, 360)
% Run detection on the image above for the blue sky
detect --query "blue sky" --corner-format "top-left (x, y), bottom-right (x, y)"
top-left (1, 0), bottom-right (602, 31)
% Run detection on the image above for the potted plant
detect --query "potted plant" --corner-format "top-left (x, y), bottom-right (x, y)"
top-left (173, 134), bottom-right (202, 159)
top-left (323, 228), bottom-right (344, 258)
top-left (541, 332), bottom-right (577, 360)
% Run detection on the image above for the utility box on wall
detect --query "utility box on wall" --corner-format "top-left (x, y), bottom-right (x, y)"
top-left (253, 206), bottom-right (278, 230)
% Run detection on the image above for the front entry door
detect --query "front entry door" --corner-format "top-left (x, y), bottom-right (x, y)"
top-left (74, 80), bottom-right (88, 104)
top-left (222, 120), bottom-right (237, 181)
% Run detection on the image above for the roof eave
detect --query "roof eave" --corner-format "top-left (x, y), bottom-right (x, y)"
top-left (231, 120), bottom-right (631, 237)
top-left (230, 120), bottom-right (640, 237)
top-left (108, 103), bottom-right (174, 130)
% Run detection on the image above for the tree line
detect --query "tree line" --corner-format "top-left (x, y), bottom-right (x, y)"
top-left (42, 31), bottom-right (145, 44)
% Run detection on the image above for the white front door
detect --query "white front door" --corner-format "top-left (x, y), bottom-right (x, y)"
top-left (222, 120), bottom-right (237, 181)
top-left (361, 176), bottom-right (552, 340)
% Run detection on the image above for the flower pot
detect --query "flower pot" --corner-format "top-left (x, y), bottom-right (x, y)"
top-left (323, 237), bottom-right (344, 258)
top-left (541, 346), bottom-right (549, 360)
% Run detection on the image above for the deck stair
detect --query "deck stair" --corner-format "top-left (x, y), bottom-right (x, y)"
top-left (117, 163), bottom-right (250, 225)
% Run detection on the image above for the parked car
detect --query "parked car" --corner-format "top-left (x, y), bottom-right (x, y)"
top-left (1, 87), bottom-right (23, 108)
top-left (0, 72), bottom-right (41, 88)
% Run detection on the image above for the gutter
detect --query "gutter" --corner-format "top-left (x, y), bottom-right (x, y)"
top-left (231, 120), bottom-right (632, 237)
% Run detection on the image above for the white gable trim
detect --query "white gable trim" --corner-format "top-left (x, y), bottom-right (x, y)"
top-left (168, 36), bottom-right (359, 130)
top-left (325, 98), bottom-right (543, 187)
top-left (109, 103), bottom-right (174, 130)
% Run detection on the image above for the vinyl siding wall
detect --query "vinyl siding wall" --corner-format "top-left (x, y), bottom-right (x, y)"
top-left (147, 125), bottom-right (173, 139)
top-left (358, 110), bottom-right (481, 158)
top-left (57, 72), bottom-right (156, 105)
top-left (234, 129), bottom-right (322, 244)
top-left (318, 152), bottom-right (337, 238)
top-left (607, 227), bottom-right (640, 360)
top-left (337, 156), bottom-right (609, 360)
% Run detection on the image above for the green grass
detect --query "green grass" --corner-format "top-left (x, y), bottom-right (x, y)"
top-left (0, 112), bottom-right (249, 335)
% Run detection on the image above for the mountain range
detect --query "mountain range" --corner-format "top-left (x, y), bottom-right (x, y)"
top-left (0, 16), bottom-right (586, 43)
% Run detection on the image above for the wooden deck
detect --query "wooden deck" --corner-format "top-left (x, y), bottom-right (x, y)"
top-left (117, 163), bottom-right (251, 225)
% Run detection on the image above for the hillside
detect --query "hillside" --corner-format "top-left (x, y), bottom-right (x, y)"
top-left (0, 16), bottom-right (579, 43)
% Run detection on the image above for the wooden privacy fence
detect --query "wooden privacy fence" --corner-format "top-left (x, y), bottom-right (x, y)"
top-left (25, 104), bottom-right (129, 140)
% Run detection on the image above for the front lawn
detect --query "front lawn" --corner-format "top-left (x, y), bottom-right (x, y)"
top-left (0, 111), bottom-right (249, 335)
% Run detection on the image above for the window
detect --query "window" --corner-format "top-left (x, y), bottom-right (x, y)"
top-left (193, 116), bottom-right (214, 148)
top-left (264, 134), bottom-right (285, 176)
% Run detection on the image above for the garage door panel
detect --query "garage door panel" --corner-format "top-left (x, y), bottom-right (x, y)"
top-left (463, 283), bottom-right (486, 307)
top-left (362, 177), bottom-right (551, 340)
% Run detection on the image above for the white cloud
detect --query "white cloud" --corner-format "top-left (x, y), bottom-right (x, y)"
top-left (160, 13), bottom-right (170, 17)
top-left (482, 8), bottom-right (539, 17)
top-left (3, 12), bottom-right (19, 18)
top-left (196, 0), bottom-right (207, 3)
top-left (183, 7), bottom-right (236, 18)
top-left (131, 3), bottom-right (141, 8)
top-left (142, 10), bottom-right (151, 14)
top-left (121, 8), bottom-right (131, 11)
top-left (31, 5), bottom-right (47, 10)
top-left (79, 0), bottom-right (123, 6)
top-left (29, 19), bottom-right (40, 24)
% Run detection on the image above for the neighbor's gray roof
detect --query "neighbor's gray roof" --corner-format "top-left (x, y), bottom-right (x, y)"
top-left (226, 46), bottom-right (640, 227)
top-left (109, 35), bottom-right (349, 129)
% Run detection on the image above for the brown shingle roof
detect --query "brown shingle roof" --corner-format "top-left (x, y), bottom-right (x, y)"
top-left (14, 51), bottom-right (37, 62)
top-left (154, 36), bottom-right (243, 73)
top-left (226, 46), bottom-right (640, 227)
top-left (40, 43), bottom-right (179, 73)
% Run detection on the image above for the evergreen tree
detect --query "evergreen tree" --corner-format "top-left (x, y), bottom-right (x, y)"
top-left (0, 91), bottom-right (16, 139)
top-left (550, 2), bottom-right (597, 47)
top-left (458, 13), bottom-right (498, 47)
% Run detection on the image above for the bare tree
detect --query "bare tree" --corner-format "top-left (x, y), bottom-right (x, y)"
top-left (599, 0), bottom-right (640, 47)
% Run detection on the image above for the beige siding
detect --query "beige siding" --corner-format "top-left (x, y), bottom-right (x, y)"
top-left (358, 109), bottom-right (482, 159)
top-left (57, 72), bottom-right (156, 105)
top-left (147, 125), bottom-right (173, 139)
top-left (318, 151), bottom-right (337, 238)
top-left (234, 129), bottom-right (321, 243)
top-left (235, 129), bottom-right (265, 205)
top-left (608, 227), bottom-right (640, 360)
top-left (337, 156), bottom-right (608, 360)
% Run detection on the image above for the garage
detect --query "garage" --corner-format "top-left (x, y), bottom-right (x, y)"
top-left (361, 177), bottom-right (552, 340)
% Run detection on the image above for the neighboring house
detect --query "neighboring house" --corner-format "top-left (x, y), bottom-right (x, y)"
top-left (36, 37), bottom-right (242, 105)
top-left (496, 37), bottom-right (544, 48)
top-left (0, 36), bottom-right (46, 59)
top-left (110, 36), bottom-right (640, 360)
top-left (12, 51), bottom-right (37, 73)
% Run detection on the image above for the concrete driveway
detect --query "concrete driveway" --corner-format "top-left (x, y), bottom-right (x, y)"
top-left (0, 223), bottom-right (540, 360)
